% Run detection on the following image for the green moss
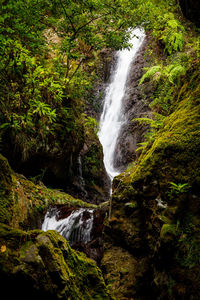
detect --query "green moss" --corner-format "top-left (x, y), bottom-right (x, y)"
top-left (160, 224), bottom-right (177, 241)
top-left (125, 201), bottom-right (138, 209)
top-left (121, 61), bottom-right (200, 193)
top-left (110, 24), bottom-right (200, 300)
top-left (10, 171), bottom-right (96, 229)
top-left (102, 243), bottom-right (138, 299)
top-left (0, 154), bottom-right (14, 224)
top-left (0, 152), bottom-right (97, 228)
top-left (0, 223), bottom-right (112, 299)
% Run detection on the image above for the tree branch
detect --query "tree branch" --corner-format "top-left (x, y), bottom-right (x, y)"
top-left (58, 0), bottom-right (77, 34)
top-left (70, 12), bottom-right (110, 41)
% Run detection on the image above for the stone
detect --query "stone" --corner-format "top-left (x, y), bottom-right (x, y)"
top-left (0, 224), bottom-right (113, 300)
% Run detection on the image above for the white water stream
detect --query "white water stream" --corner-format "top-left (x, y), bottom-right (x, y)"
top-left (42, 207), bottom-right (94, 245)
top-left (98, 28), bottom-right (145, 181)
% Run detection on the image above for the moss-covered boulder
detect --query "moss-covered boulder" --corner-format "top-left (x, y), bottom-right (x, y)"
top-left (11, 173), bottom-right (97, 230)
top-left (0, 154), bottom-right (14, 224)
top-left (0, 155), bottom-right (112, 299)
top-left (102, 241), bottom-right (149, 299)
top-left (0, 223), bottom-right (113, 300)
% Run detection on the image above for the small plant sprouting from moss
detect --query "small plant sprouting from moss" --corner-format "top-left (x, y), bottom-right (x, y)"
top-left (169, 182), bottom-right (191, 195)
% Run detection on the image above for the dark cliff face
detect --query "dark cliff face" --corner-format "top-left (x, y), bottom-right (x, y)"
top-left (179, 0), bottom-right (200, 27)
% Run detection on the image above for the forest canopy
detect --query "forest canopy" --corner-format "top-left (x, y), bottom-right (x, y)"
top-left (0, 0), bottom-right (181, 158)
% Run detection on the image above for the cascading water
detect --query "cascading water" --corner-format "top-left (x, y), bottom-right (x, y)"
top-left (98, 28), bottom-right (145, 181)
top-left (42, 207), bottom-right (94, 245)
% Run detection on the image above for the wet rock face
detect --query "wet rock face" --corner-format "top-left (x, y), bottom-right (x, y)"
top-left (179, 0), bottom-right (200, 27)
top-left (80, 140), bottom-right (111, 205)
top-left (85, 49), bottom-right (117, 120)
top-left (113, 35), bottom-right (153, 171)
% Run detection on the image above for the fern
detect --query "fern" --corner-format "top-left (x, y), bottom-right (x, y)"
top-left (132, 117), bottom-right (154, 125)
top-left (160, 14), bottom-right (185, 54)
top-left (134, 114), bottom-right (166, 152)
top-left (139, 65), bottom-right (162, 84)
top-left (140, 62), bottom-right (186, 87)
top-left (167, 65), bottom-right (186, 84)
top-left (167, 19), bottom-right (179, 29)
top-left (133, 114), bottom-right (165, 129)
top-left (136, 141), bottom-right (149, 152)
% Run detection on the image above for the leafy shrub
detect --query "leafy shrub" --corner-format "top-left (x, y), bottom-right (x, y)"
top-left (160, 14), bottom-right (185, 54)
top-left (140, 63), bottom-right (187, 85)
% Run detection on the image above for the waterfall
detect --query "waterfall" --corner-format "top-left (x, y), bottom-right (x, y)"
top-left (42, 207), bottom-right (94, 245)
top-left (42, 28), bottom-right (145, 247)
top-left (98, 28), bottom-right (145, 181)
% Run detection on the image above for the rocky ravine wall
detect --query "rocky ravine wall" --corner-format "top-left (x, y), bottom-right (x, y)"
top-left (102, 40), bottom-right (200, 300)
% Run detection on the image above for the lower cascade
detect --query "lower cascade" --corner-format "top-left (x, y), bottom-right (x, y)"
top-left (42, 206), bottom-right (105, 263)
top-left (42, 207), bottom-right (94, 245)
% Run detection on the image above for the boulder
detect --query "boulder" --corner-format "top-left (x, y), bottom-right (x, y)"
top-left (0, 224), bottom-right (113, 300)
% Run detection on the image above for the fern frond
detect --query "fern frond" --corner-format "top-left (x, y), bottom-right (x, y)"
top-left (139, 65), bottom-right (162, 84)
top-left (168, 65), bottom-right (186, 84)
top-left (132, 117), bottom-right (154, 125)
top-left (136, 142), bottom-right (149, 152)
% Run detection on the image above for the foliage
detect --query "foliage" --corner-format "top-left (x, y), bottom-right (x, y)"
top-left (0, 0), bottom-right (51, 53)
top-left (138, 3), bottom-right (185, 54)
top-left (83, 115), bottom-right (99, 135)
top-left (140, 63), bottom-right (187, 85)
top-left (160, 224), bottom-right (177, 240)
top-left (139, 65), bottom-right (162, 84)
top-left (169, 182), bottom-right (190, 194)
top-left (0, 0), bottom-right (145, 161)
top-left (133, 114), bottom-right (166, 151)
top-left (158, 13), bottom-right (185, 54)
top-left (0, 39), bottom-right (66, 149)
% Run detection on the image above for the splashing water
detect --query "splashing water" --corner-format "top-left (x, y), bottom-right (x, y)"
top-left (98, 28), bottom-right (145, 181)
top-left (42, 207), bottom-right (94, 245)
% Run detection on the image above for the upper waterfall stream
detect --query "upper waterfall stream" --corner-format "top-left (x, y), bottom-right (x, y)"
top-left (98, 28), bottom-right (145, 181)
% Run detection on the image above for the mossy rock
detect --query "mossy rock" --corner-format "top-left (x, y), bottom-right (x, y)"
top-left (109, 41), bottom-right (200, 300)
top-left (0, 223), bottom-right (113, 300)
top-left (102, 243), bottom-right (138, 299)
top-left (0, 154), bottom-right (14, 224)
top-left (11, 175), bottom-right (97, 230)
